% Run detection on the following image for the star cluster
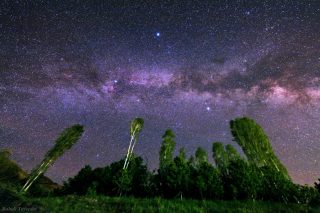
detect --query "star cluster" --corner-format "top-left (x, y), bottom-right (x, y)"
top-left (0, 1), bottom-right (319, 184)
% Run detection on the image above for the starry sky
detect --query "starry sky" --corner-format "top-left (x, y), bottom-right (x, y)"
top-left (0, 1), bottom-right (319, 185)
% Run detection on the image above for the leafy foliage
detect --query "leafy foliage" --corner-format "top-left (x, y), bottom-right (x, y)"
top-left (21, 124), bottom-right (84, 193)
top-left (195, 147), bottom-right (208, 166)
top-left (159, 129), bottom-right (176, 169)
top-left (61, 156), bottom-right (153, 197)
top-left (225, 144), bottom-right (242, 162)
top-left (212, 142), bottom-right (229, 174)
top-left (123, 118), bottom-right (144, 170)
top-left (190, 161), bottom-right (224, 200)
top-left (1, 116), bottom-right (317, 206)
top-left (60, 123), bottom-right (320, 205)
top-left (222, 159), bottom-right (262, 200)
top-left (230, 117), bottom-right (290, 179)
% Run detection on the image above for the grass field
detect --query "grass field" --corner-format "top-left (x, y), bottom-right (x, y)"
top-left (22, 195), bottom-right (318, 213)
top-left (1, 184), bottom-right (319, 213)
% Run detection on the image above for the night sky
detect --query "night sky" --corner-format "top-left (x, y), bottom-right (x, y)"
top-left (0, 1), bottom-right (319, 185)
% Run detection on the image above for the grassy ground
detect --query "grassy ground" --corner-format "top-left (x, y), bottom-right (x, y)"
top-left (1, 184), bottom-right (318, 213)
top-left (24, 195), bottom-right (319, 213)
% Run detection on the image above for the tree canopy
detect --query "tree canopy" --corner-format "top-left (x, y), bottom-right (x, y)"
top-left (159, 129), bottom-right (176, 169)
top-left (230, 117), bottom-right (290, 179)
top-left (0, 116), bottom-right (316, 205)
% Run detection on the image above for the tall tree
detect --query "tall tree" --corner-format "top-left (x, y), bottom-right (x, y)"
top-left (21, 124), bottom-right (84, 193)
top-left (159, 129), bottom-right (176, 169)
top-left (123, 118), bottom-right (144, 170)
top-left (225, 144), bottom-right (242, 162)
top-left (212, 142), bottom-right (228, 173)
top-left (177, 148), bottom-right (187, 164)
top-left (173, 148), bottom-right (190, 199)
top-left (230, 117), bottom-right (290, 179)
top-left (195, 147), bottom-right (208, 166)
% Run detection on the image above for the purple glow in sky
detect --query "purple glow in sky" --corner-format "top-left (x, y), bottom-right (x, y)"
top-left (0, 1), bottom-right (319, 185)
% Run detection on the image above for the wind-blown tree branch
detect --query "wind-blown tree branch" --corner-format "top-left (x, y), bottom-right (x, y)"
top-left (123, 118), bottom-right (144, 170)
top-left (230, 117), bottom-right (290, 179)
top-left (21, 124), bottom-right (84, 193)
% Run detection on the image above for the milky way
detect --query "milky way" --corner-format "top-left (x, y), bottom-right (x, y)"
top-left (0, 1), bottom-right (319, 185)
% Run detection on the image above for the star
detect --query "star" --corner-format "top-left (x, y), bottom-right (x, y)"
top-left (0, 1), bottom-right (318, 186)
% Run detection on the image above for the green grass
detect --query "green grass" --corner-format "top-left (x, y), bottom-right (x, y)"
top-left (26, 195), bottom-right (320, 213)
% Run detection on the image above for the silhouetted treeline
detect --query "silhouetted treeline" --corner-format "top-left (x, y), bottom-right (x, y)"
top-left (59, 117), bottom-right (320, 204)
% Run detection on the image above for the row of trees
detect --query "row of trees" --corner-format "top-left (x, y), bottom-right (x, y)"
top-left (60, 117), bottom-right (320, 204)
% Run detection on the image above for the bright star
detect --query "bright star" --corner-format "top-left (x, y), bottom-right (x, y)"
top-left (156, 32), bottom-right (160, 37)
top-left (206, 106), bottom-right (211, 111)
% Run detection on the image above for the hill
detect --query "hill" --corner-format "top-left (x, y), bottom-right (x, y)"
top-left (0, 149), bottom-right (61, 193)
